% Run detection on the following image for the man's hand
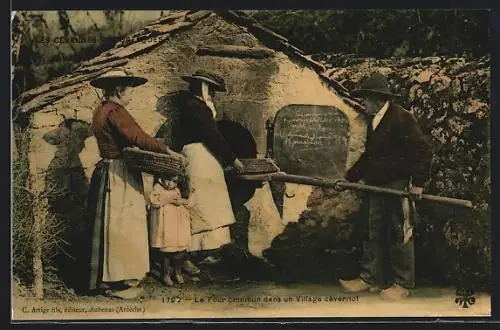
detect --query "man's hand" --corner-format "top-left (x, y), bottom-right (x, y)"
top-left (233, 158), bottom-right (245, 174)
top-left (333, 177), bottom-right (349, 192)
top-left (409, 186), bottom-right (424, 200)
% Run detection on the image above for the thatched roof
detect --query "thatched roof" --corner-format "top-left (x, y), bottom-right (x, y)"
top-left (13, 10), bottom-right (363, 119)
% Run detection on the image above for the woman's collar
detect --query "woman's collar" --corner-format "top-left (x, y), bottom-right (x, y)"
top-left (103, 97), bottom-right (125, 107)
top-left (193, 95), bottom-right (217, 118)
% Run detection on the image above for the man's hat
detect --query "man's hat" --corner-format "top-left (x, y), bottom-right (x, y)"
top-left (90, 68), bottom-right (148, 89)
top-left (351, 72), bottom-right (399, 99)
top-left (182, 70), bottom-right (227, 92)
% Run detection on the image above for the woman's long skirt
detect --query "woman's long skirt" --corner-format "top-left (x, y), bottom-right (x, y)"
top-left (87, 159), bottom-right (150, 291)
top-left (182, 143), bottom-right (236, 252)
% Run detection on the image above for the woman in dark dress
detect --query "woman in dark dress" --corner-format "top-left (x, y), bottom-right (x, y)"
top-left (171, 70), bottom-right (245, 267)
top-left (87, 68), bottom-right (184, 299)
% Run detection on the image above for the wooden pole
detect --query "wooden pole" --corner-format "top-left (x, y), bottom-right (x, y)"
top-left (240, 171), bottom-right (474, 209)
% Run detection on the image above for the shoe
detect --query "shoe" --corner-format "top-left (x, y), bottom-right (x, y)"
top-left (162, 268), bottom-right (175, 286)
top-left (99, 282), bottom-right (111, 290)
top-left (380, 284), bottom-right (410, 300)
top-left (198, 256), bottom-right (222, 265)
top-left (339, 278), bottom-right (375, 293)
top-left (107, 287), bottom-right (144, 300)
top-left (190, 276), bottom-right (201, 283)
top-left (174, 268), bottom-right (184, 284)
top-left (183, 260), bottom-right (201, 275)
top-left (122, 279), bottom-right (141, 288)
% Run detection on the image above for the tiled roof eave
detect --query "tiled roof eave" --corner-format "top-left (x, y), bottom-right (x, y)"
top-left (14, 10), bottom-right (364, 118)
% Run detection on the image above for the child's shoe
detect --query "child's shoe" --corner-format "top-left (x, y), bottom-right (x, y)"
top-left (174, 268), bottom-right (185, 284)
top-left (162, 268), bottom-right (175, 286)
top-left (182, 260), bottom-right (201, 275)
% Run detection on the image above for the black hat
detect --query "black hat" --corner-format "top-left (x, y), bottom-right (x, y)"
top-left (182, 70), bottom-right (227, 92)
top-left (90, 68), bottom-right (148, 89)
top-left (351, 72), bottom-right (399, 99)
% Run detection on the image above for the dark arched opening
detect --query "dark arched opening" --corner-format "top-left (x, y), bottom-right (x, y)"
top-left (217, 119), bottom-right (262, 207)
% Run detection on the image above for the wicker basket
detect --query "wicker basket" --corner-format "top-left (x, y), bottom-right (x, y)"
top-left (123, 147), bottom-right (279, 177)
top-left (122, 147), bottom-right (184, 177)
top-left (237, 158), bottom-right (280, 175)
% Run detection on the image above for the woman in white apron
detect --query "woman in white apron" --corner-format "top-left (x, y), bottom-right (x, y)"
top-left (87, 68), bottom-right (184, 299)
top-left (171, 70), bottom-right (245, 267)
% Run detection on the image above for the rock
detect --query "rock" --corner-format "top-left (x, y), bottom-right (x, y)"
top-left (450, 61), bottom-right (477, 75)
top-left (450, 78), bottom-right (463, 96)
top-left (328, 68), bottom-right (348, 80)
top-left (474, 201), bottom-right (489, 214)
top-left (435, 110), bottom-right (448, 124)
top-left (377, 67), bottom-right (393, 75)
top-left (421, 93), bottom-right (432, 108)
top-left (430, 74), bottom-right (452, 93)
top-left (452, 100), bottom-right (467, 115)
top-left (421, 56), bottom-right (442, 65)
top-left (466, 100), bottom-right (489, 119)
top-left (414, 70), bottom-right (434, 83)
top-left (445, 57), bottom-right (463, 64)
top-left (430, 126), bottom-right (449, 145)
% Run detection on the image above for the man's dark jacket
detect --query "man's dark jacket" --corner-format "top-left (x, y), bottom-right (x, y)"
top-left (346, 102), bottom-right (433, 187)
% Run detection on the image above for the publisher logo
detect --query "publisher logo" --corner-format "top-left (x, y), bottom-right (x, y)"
top-left (455, 288), bottom-right (476, 308)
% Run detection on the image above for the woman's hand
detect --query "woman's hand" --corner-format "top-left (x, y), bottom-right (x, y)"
top-left (233, 158), bottom-right (245, 174)
top-left (171, 198), bottom-right (183, 206)
top-left (167, 149), bottom-right (188, 166)
top-left (173, 198), bottom-right (190, 207)
top-left (167, 149), bottom-right (183, 159)
top-left (158, 190), bottom-right (180, 205)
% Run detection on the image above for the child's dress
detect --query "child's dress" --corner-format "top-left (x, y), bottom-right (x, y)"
top-left (149, 184), bottom-right (191, 253)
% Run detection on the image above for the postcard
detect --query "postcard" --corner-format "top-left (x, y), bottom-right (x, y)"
top-left (11, 9), bottom-right (491, 320)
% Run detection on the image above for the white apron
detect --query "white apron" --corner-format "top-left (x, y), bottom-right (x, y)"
top-left (102, 159), bottom-right (150, 282)
top-left (182, 143), bottom-right (235, 251)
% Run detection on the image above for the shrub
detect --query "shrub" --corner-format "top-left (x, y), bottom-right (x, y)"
top-left (12, 126), bottom-right (68, 297)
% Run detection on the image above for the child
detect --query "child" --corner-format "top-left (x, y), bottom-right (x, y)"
top-left (148, 174), bottom-right (199, 286)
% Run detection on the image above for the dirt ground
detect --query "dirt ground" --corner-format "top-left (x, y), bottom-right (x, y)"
top-left (12, 275), bottom-right (491, 320)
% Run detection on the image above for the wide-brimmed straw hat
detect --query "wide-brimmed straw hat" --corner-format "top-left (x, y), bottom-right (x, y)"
top-left (351, 72), bottom-right (399, 99)
top-left (90, 68), bottom-right (148, 89)
top-left (182, 70), bottom-right (227, 92)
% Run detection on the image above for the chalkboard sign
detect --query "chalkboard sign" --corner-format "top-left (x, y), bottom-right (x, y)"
top-left (272, 104), bottom-right (350, 179)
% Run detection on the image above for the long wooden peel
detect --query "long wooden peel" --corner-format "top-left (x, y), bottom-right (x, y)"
top-left (239, 171), bottom-right (474, 209)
